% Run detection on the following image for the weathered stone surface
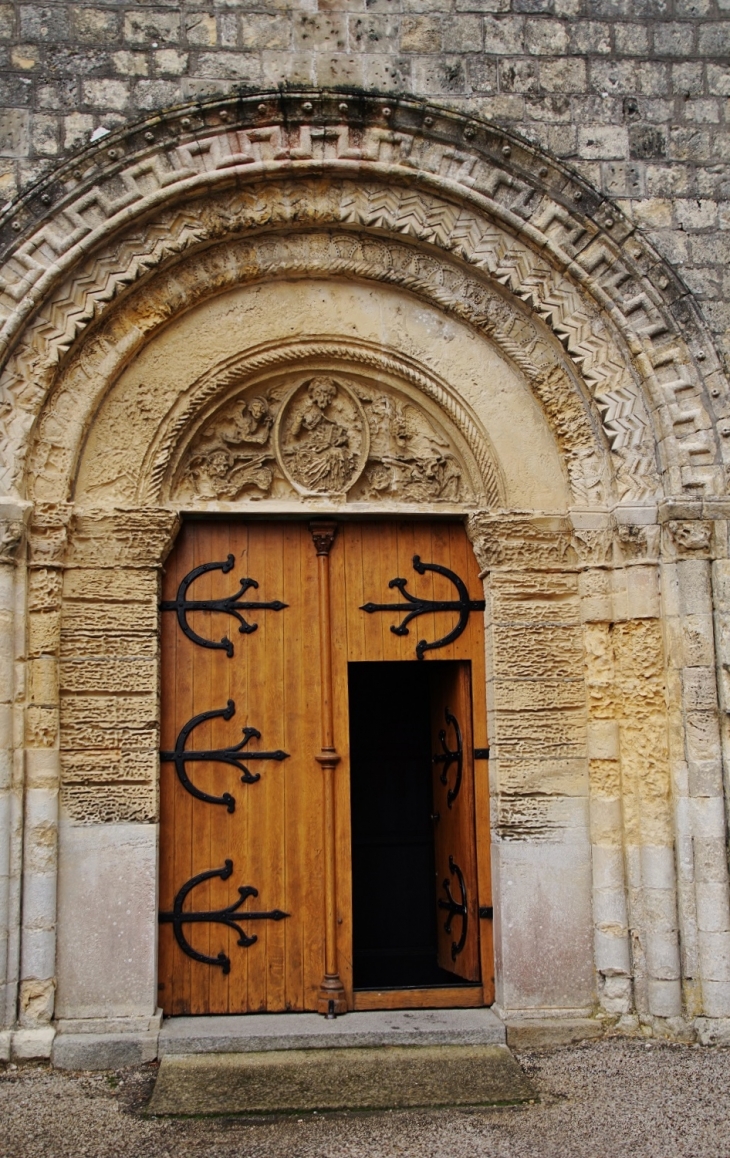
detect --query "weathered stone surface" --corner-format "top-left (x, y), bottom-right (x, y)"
top-left (147, 1045), bottom-right (534, 1114)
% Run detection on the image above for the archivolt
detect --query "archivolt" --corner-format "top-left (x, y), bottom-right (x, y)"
top-left (0, 89), bottom-right (726, 503)
top-left (33, 223), bottom-right (607, 507)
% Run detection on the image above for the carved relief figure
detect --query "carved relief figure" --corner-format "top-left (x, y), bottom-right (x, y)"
top-left (353, 394), bottom-right (468, 503)
top-left (173, 374), bottom-right (471, 505)
top-left (178, 395), bottom-right (279, 500)
top-left (276, 377), bottom-right (368, 495)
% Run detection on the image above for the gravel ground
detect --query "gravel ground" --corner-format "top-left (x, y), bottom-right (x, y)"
top-left (2, 1038), bottom-right (730, 1158)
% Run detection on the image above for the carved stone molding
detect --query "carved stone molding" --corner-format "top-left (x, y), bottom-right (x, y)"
top-left (0, 92), bottom-right (720, 508)
top-left (467, 512), bottom-right (576, 573)
top-left (31, 224), bottom-right (612, 510)
top-left (469, 511), bottom-right (665, 573)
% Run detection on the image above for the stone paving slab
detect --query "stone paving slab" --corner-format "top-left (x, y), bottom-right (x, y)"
top-left (147, 1044), bottom-right (533, 1115)
top-left (157, 1008), bottom-right (505, 1055)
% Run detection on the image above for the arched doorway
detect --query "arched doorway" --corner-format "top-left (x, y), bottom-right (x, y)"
top-left (1, 90), bottom-right (728, 1064)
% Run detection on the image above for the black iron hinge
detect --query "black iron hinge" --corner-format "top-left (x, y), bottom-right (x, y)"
top-left (479, 906), bottom-right (494, 920)
top-left (474, 747), bottom-right (490, 760)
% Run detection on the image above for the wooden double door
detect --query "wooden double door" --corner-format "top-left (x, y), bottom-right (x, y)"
top-left (158, 520), bottom-right (492, 1015)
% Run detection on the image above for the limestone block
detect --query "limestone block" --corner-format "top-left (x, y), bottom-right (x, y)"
top-left (495, 793), bottom-right (589, 842)
top-left (677, 559), bottom-right (713, 616)
top-left (624, 565), bottom-right (661, 620)
top-left (682, 669), bottom-right (719, 712)
top-left (61, 783), bottom-right (157, 824)
top-left (694, 836), bottom-right (730, 883)
top-left (699, 932), bottom-right (730, 982)
top-left (700, 983), bottom-right (730, 1019)
top-left (61, 749), bottom-right (156, 784)
top-left (52, 1030), bottom-right (159, 1070)
top-left (59, 657), bottom-right (157, 694)
top-left (28, 611), bottom-right (61, 658)
top-left (586, 720), bottom-right (619, 760)
top-left (11, 1026), bottom-right (55, 1060)
top-left (56, 821), bottom-right (158, 1020)
top-left (63, 569), bottom-right (158, 603)
top-left (591, 846), bottom-right (626, 891)
top-left (592, 885), bottom-right (628, 929)
top-left (491, 625), bottom-right (584, 679)
top-left (696, 1016), bottom-right (730, 1045)
top-left (27, 657), bottom-right (58, 706)
top-left (61, 602), bottom-right (158, 633)
top-left (640, 845), bottom-right (677, 891)
top-left (492, 839), bottom-right (594, 1011)
top-left (589, 795), bottom-right (623, 844)
top-left (20, 928), bottom-right (56, 984)
top-left (593, 929), bottom-right (631, 975)
top-left (489, 573), bottom-right (580, 624)
top-left (60, 631), bottom-right (158, 658)
top-left (495, 707), bottom-right (586, 759)
top-left (19, 977), bottom-right (55, 1025)
top-left (680, 614), bottom-right (716, 668)
top-left (492, 679), bottom-right (585, 712)
top-left (25, 748), bottom-right (60, 790)
top-left (646, 978), bottom-right (682, 1019)
top-left (689, 795), bottom-right (727, 840)
top-left (696, 882), bottom-right (730, 933)
top-left (496, 757), bottom-right (588, 797)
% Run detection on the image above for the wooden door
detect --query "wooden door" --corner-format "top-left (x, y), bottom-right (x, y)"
top-left (159, 518), bottom-right (493, 1015)
top-left (429, 662), bottom-right (481, 981)
top-left (158, 522), bottom-right (328, 1015)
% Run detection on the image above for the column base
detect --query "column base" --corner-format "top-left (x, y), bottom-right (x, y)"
top-left (317, 976), bottom-right (348, 1017)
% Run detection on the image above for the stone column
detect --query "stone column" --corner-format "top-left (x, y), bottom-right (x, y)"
top-left (468, 513), bottom-right (595, 1041)
top-left (14, 503), bottom-right (72, 1060)
top-left (577, 513), bottom-right (682, 1030)
top-left (0, 504), bottom-right (27, 1058)
top-left (661, 510), bottom-right (730, 1042)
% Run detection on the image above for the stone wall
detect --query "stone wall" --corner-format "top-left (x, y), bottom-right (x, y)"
top-left (0, 3), bottom-right (729, 364)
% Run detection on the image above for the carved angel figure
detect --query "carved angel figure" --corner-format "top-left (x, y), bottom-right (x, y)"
top-left (179, 394), bottom-right (278, 500)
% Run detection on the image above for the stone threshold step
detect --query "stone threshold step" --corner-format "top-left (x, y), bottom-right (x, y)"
top-left (158, 1007), bottom-right (505, 1055)
top-left (148, 1044), bottom-right (533, 1116)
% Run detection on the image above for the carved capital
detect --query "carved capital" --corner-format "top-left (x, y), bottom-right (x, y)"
top-left (309, 520), bottom-right (339, 557)
top-left (663, 519), bottom-right (714, 559)
top-left (0, 518), bottom-right (24, 564)
top-left (614, 522), bottom-right (661, 564)
top-left (67, 509), bottom-right (180, 568)
top-left (467, 512), bottom-right (575, 572)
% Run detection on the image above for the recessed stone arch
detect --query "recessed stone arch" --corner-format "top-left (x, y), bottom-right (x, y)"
top-left (2, 90), bottom-right (730, 1064)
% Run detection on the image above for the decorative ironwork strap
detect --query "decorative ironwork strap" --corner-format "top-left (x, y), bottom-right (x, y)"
top-left (160, 700), bottom-right (289, 813)
top-left (432, 707), bottom-right (463, 808)
top-left (438, 855), bottom-right (469, 961)
top-left (160, 555), bottom-right (287, 656)
top-left (361, 555), bottom-right (485, 660)
top-left (158, 860), bottom-right (289, 974)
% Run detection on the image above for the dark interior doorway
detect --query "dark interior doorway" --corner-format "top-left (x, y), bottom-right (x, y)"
top-left (348, 662), bottom-right (473, 990)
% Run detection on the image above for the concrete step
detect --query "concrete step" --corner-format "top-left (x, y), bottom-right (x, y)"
top-left (158, 1007), bottom-right (506, 1055)
top-left (148, 1043), bottom-right (533, 1115)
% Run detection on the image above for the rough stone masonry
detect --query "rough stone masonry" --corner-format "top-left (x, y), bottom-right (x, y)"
top-left (0, 2), bottom-right (727, 365)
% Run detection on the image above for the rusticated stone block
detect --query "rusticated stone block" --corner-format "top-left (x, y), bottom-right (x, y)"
top-left (491, 624), bottom-right (584, 679)
top-left (59, 658), bottom-right (157, 695)
top-left (61, 783), bottom-right (157, 824)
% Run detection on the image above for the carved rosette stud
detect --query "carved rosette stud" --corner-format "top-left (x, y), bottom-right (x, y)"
top-left (274, 376), bottom-right (369, 496)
